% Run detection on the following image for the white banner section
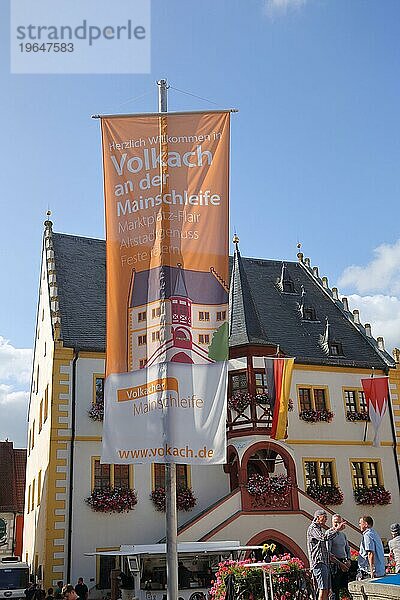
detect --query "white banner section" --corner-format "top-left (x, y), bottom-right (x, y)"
top-left (101, 361), bottom-right (228, 465)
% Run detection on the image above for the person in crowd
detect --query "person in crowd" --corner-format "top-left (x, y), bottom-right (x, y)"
top-left (61, 585), bottom-right (78, 600)
top-left (54, 582), bottom-right (63, 600)
top-left (307, 509), bottom-right (346, 600)
top-left (329, 514), bottom-right (351, 600)
top-left (388, 523), bottom-right (400, 573)
top-left (357, 515), bottom-right (385, 579)
top-left (46, 588), bottom-right (54, 600)
top-left (178, 561), bottom-right (192, 588)
top-left (74, 578), bottom-right (88, 600)
top-left (25, 583), bottom-right (38, 600)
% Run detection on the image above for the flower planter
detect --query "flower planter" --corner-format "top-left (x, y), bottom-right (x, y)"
top-left (150, 487), bottom-right (197, 512)
top-left (346, 411), bottom-right (369, 422)
top-left (353, 486), bottom-right (391, 506)
top-left (299, 409), bottom-right (334, 423)
top-left (247, 473), bottom-right (291, 496)
top-left (306, 484), bottom-right (343, 505)
top-left (88, 401), bottom-right (104, 421)
top-left (86, 487), bottom-right (137, 513)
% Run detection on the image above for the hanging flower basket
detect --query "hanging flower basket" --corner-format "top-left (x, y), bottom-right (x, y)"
top-left (306, 484), bottom-right (344, 505)
top-left (228, 391), bottom-right (253, 412)
top-left (150, 487), bottom-right (197, 512)
top-left (346, 410), bottom-right (369, 422)
top-left (88, 400), bottom-right (104, 421)
top-left (246, 473), bottom-right (291, 496)
top-left (299, 409), bottom-right (334, 423)
top-left (353, 486), bottom-right (391, 506)
top-left (86, 487), bottom-right (137, 513)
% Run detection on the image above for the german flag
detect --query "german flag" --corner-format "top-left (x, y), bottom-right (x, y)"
top-left (264, 357), bottom-right (295, 440)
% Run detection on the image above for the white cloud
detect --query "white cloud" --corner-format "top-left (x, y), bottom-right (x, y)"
top-left (346, 294), bottom-right (400, 354)
top-left (264, 0), bottom-right (307, 17)
top-left (338, 239), bottom-right (400, 295)
top-left (0, 336), bottom-right (32, 385)
top-left (0, 337), bottom-right (31, 447)
top-left (0, 384), bottom-right (29, 406)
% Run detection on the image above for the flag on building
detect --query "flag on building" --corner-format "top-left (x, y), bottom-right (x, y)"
top-left (264, 357), bottom-right (295, 440)
top-left (361, 376), bottom-right (389, 447)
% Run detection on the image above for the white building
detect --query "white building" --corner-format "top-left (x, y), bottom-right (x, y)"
top-left (23, 220), bottom-right (400, 590)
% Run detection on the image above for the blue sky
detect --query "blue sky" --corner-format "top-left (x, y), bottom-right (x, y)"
top-left (1, 0), bottom-right (400, 446)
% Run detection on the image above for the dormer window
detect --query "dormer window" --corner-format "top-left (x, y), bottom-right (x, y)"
top-left (329, 342), bottom-right (343, 356)
top-left (303, 307), bottom-right (317, 321)
top-left (277, 263), bottom-right (297, 294)
top-left (282, 279), bottom-right (295, 293)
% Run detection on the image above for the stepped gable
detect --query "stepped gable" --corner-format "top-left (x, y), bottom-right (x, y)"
top-left (0, 442), bottom-right (26, 512)
top-left (50, 230), bottom-right (394, 368)
top-left (52, 233), bottom-right (106, 352)
top-left (229, 236), bottom-right (269, 347)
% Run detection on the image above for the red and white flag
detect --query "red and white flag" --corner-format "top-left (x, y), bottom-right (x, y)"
top-left (361, 376), bottom-right (389, 447)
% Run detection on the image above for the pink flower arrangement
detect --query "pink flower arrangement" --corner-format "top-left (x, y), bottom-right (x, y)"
top-left (306, 484), bottom-right (344, 505)
top-left (247, 474), bottom-right (291, 496)
top-left (210, 554), bottom-right (305, 600)
top-left (150, 487), bottom-right (197, 512)
top-left (353, 486), bottom-right (391, 506)
top-left (299, 409), bottom-right (334, 423)
top-left (86, 487), bottom-right (137, 513)
top-left (88, 401), bottom-right (104, 421)
top-left (228, 391), bottom-right (253, 413)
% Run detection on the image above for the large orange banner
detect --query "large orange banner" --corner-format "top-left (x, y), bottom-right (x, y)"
top-left (100, 112), bottom-right (230, 464)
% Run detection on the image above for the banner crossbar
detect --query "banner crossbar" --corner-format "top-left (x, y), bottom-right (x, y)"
top-left (92, 108), bottom-right (238, 119)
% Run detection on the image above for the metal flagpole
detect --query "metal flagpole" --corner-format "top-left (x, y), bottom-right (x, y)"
top-left (363, 367), bottom-right (374, 442)
top-left (157, 77), bottom-right (179, 600)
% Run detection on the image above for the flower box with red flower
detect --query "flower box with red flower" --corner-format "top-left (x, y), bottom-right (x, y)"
top-left (346, 410), bottom-right (369, 422)
top-left (86, 487), bottom-right (137, 513)
top-left (247, 474), bottom-right (291, 496)
top-left (150, 487), bottom-right (197, 512)
top-left (306, 483), bottom-right (343, 505)
top-left (299, 409), bottom-right (334, 423)
top-left (88, 400), bottom-right (104, 421)
top-left (353, 485), bottom-right (391, 506)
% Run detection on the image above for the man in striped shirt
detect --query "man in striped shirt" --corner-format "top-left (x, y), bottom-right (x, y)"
top-left (307, 509), bottom-right (346, 600)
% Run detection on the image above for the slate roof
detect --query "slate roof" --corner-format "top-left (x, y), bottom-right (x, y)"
top-left (52, 233), bottom-right (106, 352)
top-left (0, 442), bottom-right (26, 513)
top-left (50, 231), bottom-right (394, 369)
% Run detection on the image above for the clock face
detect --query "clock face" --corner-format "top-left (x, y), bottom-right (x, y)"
top-left (0, 518), bottom-right (7, 545)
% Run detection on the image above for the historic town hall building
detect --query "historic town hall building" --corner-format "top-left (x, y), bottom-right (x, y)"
top-left (23, 219), bottom-right (400, 590)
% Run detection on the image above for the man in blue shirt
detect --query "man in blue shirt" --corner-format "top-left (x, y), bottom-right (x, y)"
top-left (357, 515), bottom-right (386, 579)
